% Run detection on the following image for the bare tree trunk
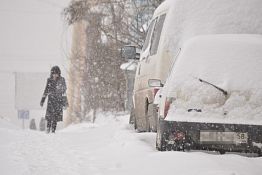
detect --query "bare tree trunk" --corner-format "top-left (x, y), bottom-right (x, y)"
top-left (65, 20), bottom-right (87, 125)
top-left (63, 0), bottom-right (161, 124)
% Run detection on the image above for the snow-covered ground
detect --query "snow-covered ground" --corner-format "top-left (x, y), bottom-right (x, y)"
top-left (1, 113), bottom-right (262, 175)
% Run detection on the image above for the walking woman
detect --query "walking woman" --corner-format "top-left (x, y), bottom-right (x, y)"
top-left (40, 66), bottom-right (67, 133)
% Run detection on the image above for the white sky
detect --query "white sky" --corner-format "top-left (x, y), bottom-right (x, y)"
top-left (0, 0), bottom-right (72, 123)
top-left (0, 0), bottom-right (72, 72)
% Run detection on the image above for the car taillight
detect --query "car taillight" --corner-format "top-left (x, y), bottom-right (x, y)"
top-left (164, 97), bottom-right (174, 118)
top-left (153, 88), bottom-right (160, 97)
top-left (174, 132), bottom-right (185, 141)
top-left (168, 131), bottom-right (185, 142)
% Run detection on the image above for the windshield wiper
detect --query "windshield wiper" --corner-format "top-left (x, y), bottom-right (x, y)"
top-left (198, 78), bottom-right (228, 96)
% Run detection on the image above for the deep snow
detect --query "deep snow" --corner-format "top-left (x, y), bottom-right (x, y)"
top-left (1, 113), bottom-right (262, 175)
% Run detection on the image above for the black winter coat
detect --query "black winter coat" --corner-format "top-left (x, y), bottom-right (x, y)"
top-left (41, 77), bottom-right (67, 122)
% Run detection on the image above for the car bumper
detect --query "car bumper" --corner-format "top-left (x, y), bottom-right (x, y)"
top-left (160, 120), bottom-right (262, 154)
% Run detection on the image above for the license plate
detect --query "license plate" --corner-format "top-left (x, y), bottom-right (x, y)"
top-left (200, 131), bottom-right (248, 145)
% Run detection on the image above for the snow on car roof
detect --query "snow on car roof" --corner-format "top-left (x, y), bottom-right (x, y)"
top-left (157, 0), bottom-right (262, 56)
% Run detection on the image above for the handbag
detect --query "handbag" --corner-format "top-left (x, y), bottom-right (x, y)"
top-left (62, 94), bottom-right (69, 108)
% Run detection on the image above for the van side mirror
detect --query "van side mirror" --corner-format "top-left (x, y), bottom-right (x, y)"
top-left (148, 79), bottom-right (163, 87)
top-left (121, 45), bottom-right (140, 60)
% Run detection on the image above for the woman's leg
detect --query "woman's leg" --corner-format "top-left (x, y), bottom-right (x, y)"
top-left (51, 120), bottom-right (57, 133)
top-left (46, 120), bottom-right (51, 133)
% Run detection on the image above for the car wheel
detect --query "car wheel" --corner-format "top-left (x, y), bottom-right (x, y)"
top-left (147, 103), bottom-right (158, 132)
top-left (156, 120), bottom-right (167, 151)
top-left (144, 101), bottom-right (151, 132)
top-left (134, 113), bottom-right (138, 130)
top-left (257, 149), bottom-right (262, 157)
top-left (156, 132), bottom-right (167, 151)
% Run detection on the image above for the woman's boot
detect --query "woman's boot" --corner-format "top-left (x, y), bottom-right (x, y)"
top-left (46, 127), bottom-right (51, 133)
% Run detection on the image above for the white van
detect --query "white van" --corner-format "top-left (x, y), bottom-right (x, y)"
top-left (127, 0), bottom-right (262, 132)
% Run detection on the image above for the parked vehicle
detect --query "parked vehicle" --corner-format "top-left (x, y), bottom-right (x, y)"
top-left (150, 34), bottom-right (262, 155)
top-left (123, 0), bottom-right (262, 132)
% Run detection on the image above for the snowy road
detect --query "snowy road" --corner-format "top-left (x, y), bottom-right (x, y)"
top-left (1, 113), bottom-right (262, 175)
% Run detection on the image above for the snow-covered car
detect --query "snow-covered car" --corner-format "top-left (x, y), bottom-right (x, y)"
top-left (131, 0), bottom-right (262, 133)
top-left (149, 34), bottom-right (262, 155)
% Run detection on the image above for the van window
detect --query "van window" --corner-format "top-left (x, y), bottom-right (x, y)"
top-left (150, 14), bottom-right (166, 55)
top-left (142, 19), bottom-right (156, 52)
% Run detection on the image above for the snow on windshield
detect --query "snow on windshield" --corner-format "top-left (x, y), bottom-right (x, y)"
top-left (168, 35), bottom-right (262, 91)
top-left (165, 35), bottom-right (262, 124)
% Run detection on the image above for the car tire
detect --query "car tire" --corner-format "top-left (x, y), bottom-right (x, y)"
top-left (257, 149), bottom-right (262, 157)
top-left (147, 103), bottom-right (158, 132)
top-left (134, 113), bottom-right (138, 130)
top-left (144, 101), bottom-right (151, 132)
top-left (156, 119), bottom-right (167, 151)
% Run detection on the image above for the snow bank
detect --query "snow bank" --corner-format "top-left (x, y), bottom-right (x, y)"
top-left (165, 35), bottom-right (262, 124)
top-left (62, 111), bottom-right (128, 133)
